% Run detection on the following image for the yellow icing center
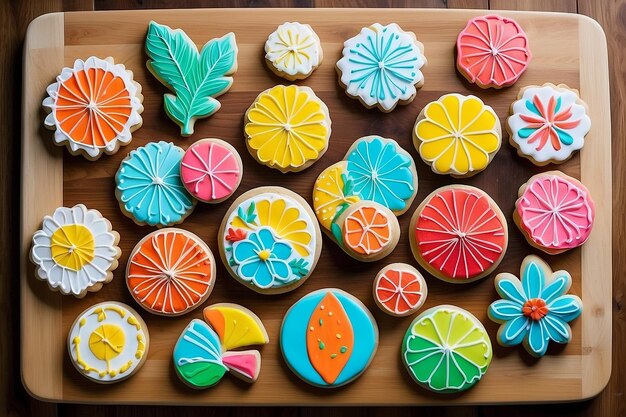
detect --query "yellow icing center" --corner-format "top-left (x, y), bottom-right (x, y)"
top-left (88, 324), bottom-right (125, 361)
top-left (245, 85), bottom-right (328, 170)
top-left (50, 224), bottom-right (95, 270)
top-left (415, 94), bottom-right (500, 175)
top-left (258, 249), bottom-right (271, 261)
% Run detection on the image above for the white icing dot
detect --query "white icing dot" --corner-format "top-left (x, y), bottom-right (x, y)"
top-left (152, 177), bottom-right (164, 185)
top-left (284, 123), bottom-right (292, 132)
top-left (378, 61), bottom-right (385, 69)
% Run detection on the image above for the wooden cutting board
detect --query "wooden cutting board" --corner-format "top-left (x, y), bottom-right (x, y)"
top-left (21, 8), bottom-right (611, 405)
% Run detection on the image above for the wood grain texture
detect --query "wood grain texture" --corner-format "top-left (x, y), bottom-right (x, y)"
top-left (20, 7), bottom-right (610, 407)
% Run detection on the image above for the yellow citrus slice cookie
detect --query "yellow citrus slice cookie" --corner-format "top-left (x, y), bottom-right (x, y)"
top-left (312, 161), bottom-right (360, 230)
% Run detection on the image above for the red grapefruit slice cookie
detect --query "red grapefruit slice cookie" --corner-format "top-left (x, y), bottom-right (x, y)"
top-left (514, 171), bottom-right (595, 254)
top-left (373, 263), bottom-right (427, 317)
top-left (126, 228), bottom-right (216, 316)
top-left (43, 57), bottom-right (143, 160)
top-left (410, 185), bottom-right (508, 283)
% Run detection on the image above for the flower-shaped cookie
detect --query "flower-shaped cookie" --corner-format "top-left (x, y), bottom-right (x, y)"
top-left (264, 22), bottom-right (323, 80)
top-left (488, 255), bottom-right (583, 357)
top-left (414, 93), bottom-right (501, 177)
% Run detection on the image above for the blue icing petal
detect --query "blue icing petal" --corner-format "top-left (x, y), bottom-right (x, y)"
top-left (499, 315), bottom-right (529, 346)
top-left (525, 99), bottom-right (541, 116)
top-left (517, 127), bottom-right (537, 139)
top-left (271, 241), bottom-right (293, 260)
top-left (541, 273), bottom-right (572, 304)
top-left (238, 259), bottom-right (265, 283)
top-left (256, 228), bottom-right (275, 249)
top-left (527, 320), bottom-right (549, 357)
top-left (496, 275), bottom-right (527, 304)
top-left (554, 127), bottom-right (574, 145)
top-left (522, 261), bottom-right (545, 300)
top-left (542, 315), bottom-right (571, 344)
top-left (489, 299), bottom-right (523, 321)
top-left (547, 295), bottom-right (583, 322)
top-left (267, 258), bottom-right (291, 282)
top-left (116, 141), bottom-right (194, 226)
top-left (232, 240), bottom-right (259, 263)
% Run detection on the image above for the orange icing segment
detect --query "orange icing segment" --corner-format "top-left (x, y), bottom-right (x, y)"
top-left (343, 206), bottom-right (392, 255)
top-left (306, 292), bottom-right (354, 384)
top-left (374, 266), bottom-right (426, 316)
top-left (203, 309), bottom-right (226, 341)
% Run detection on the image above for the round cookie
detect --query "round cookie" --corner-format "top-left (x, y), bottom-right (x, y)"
top-left (126, 228), bottom-right (216, 316)
top-left (264, 22), bottom-right (323, 81)
top-left (30, 204), bottom-right (121, 298)
top-left (145, 21), bottom-right (238, 136)
top-left (115, 141), bottom-right (196, 227)
top-left (42, 56), bottom-right (143, 160)
top-left (67, 301), bottom-right (149, 384)
top-left (180, 138), bottom-right (243, 203)
top-left (514, 171), bottom-right (595, 254)
top-left (456, 14), bottom-right (531, 89)
top-left (409, 185), bottom-right (508, 283)
top-left (413, 93), bottom-right (501, 178)
top-left (507, 83), bottom-right (591, 166)
top-left (173, 303), bottom-right (269, 389)
top-left (488, 255), bottom-right (583, 358)
top-left (280, 288), bottom-right (378, 388)
top-left (373, 263), bottom-right (427, 317)
top-left (336, 23), bottom-right (427, 112)
top-left (244, 85), bottom-right (331, 173)
top-left (218, 186), bottom-right (322, 294)
top-left (402, 305), bottom-right (492, 393)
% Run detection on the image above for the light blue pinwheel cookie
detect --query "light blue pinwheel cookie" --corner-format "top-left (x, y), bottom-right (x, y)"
top-left (488, 255), bottom-right (583, 357)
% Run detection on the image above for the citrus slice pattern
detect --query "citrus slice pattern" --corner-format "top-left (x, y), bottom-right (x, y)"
top-left (343, 205), bottom-right (392, 256)
top-left (402, 306), bottom-right (492, 392)
top-left (374, 264), bottom-right (427, 316)
top-left (203, 304), bottom-right (269, 351)
top-left (313, 162), bottom-right (360, 230)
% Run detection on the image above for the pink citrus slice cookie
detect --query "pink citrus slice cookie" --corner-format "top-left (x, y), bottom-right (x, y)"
top-left (373, 263), bottom-right (427, 317)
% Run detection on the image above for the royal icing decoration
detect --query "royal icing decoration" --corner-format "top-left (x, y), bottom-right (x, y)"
top-left (30, 204), bottom-right (120, 297)
top-left (373, 264), bottom-right (427, 316)
top-left (145, 21), bottom-right (238, 136)
top-left (402, 306), bottom-right (492, 392)
top-left (180, 139), bottom-right (242, 203)
top-left (43, 57), bottom-right (143, 159)
top-left (342, 205), bottom-right (392, 256)
top-left (115, 141), bottom-right (195, 227)
top-left (414, 94), bottom-right (501, 177)
top-left (336, 23), bottom-right (426, 111)
top-left (280, 289), bottom-right (378, 387)
top-left (456, 14), bottom-right (531, 88)
top-left (413, 186), bottom-right (507, 282)
top-left (489, 255), bottom-right (583, 357)
top-left (245, 85), bottom-right (330, 172)
top-left (508, 84), bottom-right (591, 164)
top-left (265, 22), bottom-right (322, 79)
top-left (313, 161), bottom-right (360, 230)
top-left (127, 229), bottom-right (215, 316)
top-left (221, 188), bottom-right (319, 292)
top-left (173, 305), bottom-right (268, 388)
top-left (68, 302), bottom-right (147, 383)
top-left (516, 173), bottom-right (595, 253)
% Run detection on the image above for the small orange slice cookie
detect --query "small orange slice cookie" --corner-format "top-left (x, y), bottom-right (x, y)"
top-left (43, 57), bottom-right (143, 160)
top-left (373, 263), bottom-right (427, 317)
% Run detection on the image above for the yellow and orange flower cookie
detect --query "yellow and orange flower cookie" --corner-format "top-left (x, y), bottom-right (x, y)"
top-left (43, 57), bottom-right (143, 160)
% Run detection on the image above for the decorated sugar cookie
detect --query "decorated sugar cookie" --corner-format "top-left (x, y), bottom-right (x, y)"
top-left (508, 83), bottom-right (591, 165)
top-left (30, 204), bottom-right (121, 297)
top-left (126, 228), bottom-right (216, 316)
top-left (280, 288), bottom-right (378, 388)
top-left (456, 14), bottom-right (531, 89)
top-left (410, 185), bottom-right (508, 283)
top-left (145, 21), bottom-right (238, 136)
top-left (115, 141), bottom-right (196, 227)
top-left (402, 305), bottom-right (492, 393)
top-left (373, 263), bottom-right (427, 317)
top-left (173, 303), bottom-right (269, 388)
top-left (218, 186), bottom-right (322, 294)
top-left (414, 93), bottom-right (501, 177)
top-left (244, 85), bottom-right (331, 173)
top-left (42, 57), bottom-right (143, 160)
top-left (488, 255), bottom-right (583, 357)
top-left (180, 138), bottom-right (243, 203)
top-left (265, 22), bottom-right (323, 80)
top-left (336, 23), bottom-right (427, 112)
top-left (514, 171), bottom-right (595, 254)
top-left (68, 301), bottom-right (149, 383)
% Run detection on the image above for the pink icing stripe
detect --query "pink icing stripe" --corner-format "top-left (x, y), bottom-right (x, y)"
top-left (517, 175), bottom-right (595, 250)
top-left (222, 351), bottom-right (259, 380)
top-left (181, 140), bottom-right (241, 202)
top-left (456, 14), bottom-right (531, 88)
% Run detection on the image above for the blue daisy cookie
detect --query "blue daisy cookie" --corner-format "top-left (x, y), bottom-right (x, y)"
top-left (115, 141), bottom-right (195, 226)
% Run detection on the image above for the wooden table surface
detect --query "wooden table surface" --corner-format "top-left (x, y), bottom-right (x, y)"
top-left (3, 1), bottom-right (622, 416)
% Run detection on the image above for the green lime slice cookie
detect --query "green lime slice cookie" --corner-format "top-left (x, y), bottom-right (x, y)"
top-left (402, 305), bottom-right (492, 393)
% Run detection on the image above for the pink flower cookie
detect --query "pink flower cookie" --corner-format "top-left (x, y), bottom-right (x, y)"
top-left (180, 139), bottom-right (243, 204)
top-left (456, 14), bottom-right (531, 89)
top-left (514, 171), bottom-right (595, 254)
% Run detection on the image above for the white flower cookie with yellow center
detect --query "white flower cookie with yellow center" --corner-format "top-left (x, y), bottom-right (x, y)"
top-left (265, 22), bottom-right (323, 81)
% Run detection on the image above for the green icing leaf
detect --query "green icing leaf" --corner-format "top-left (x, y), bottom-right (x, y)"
top-left (177, 361), bottom-right (227, 388)
top-left (341, 173), bottom-right (355, 197)
top-left (331, 221), bottom-right (343, 246)
top-left (288, 258), bottom-right (310, 277)
top-left (145, 21), bottom-right (238, 136)
top-left (237, 202), bottom-right (257, 225)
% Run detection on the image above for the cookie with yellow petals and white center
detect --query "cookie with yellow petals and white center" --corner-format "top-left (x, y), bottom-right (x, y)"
top-left (218, 186), bottom-right (322, 294)
top-left (413, 93), bottom-right (502, 178)
top-left (68, 301), bottom-right (149, 383)
top-left (30, 204), bottom-right (121, 298)
top-left (244, 85), bottom-right (331, 173)
top-left (265, 22), bottom-right (323, 81)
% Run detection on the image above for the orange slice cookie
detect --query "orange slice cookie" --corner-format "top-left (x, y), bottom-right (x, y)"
top-left (373, 263), bottom-right (427, 317)
top-left (43, 57), bottom-right (143, 160)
